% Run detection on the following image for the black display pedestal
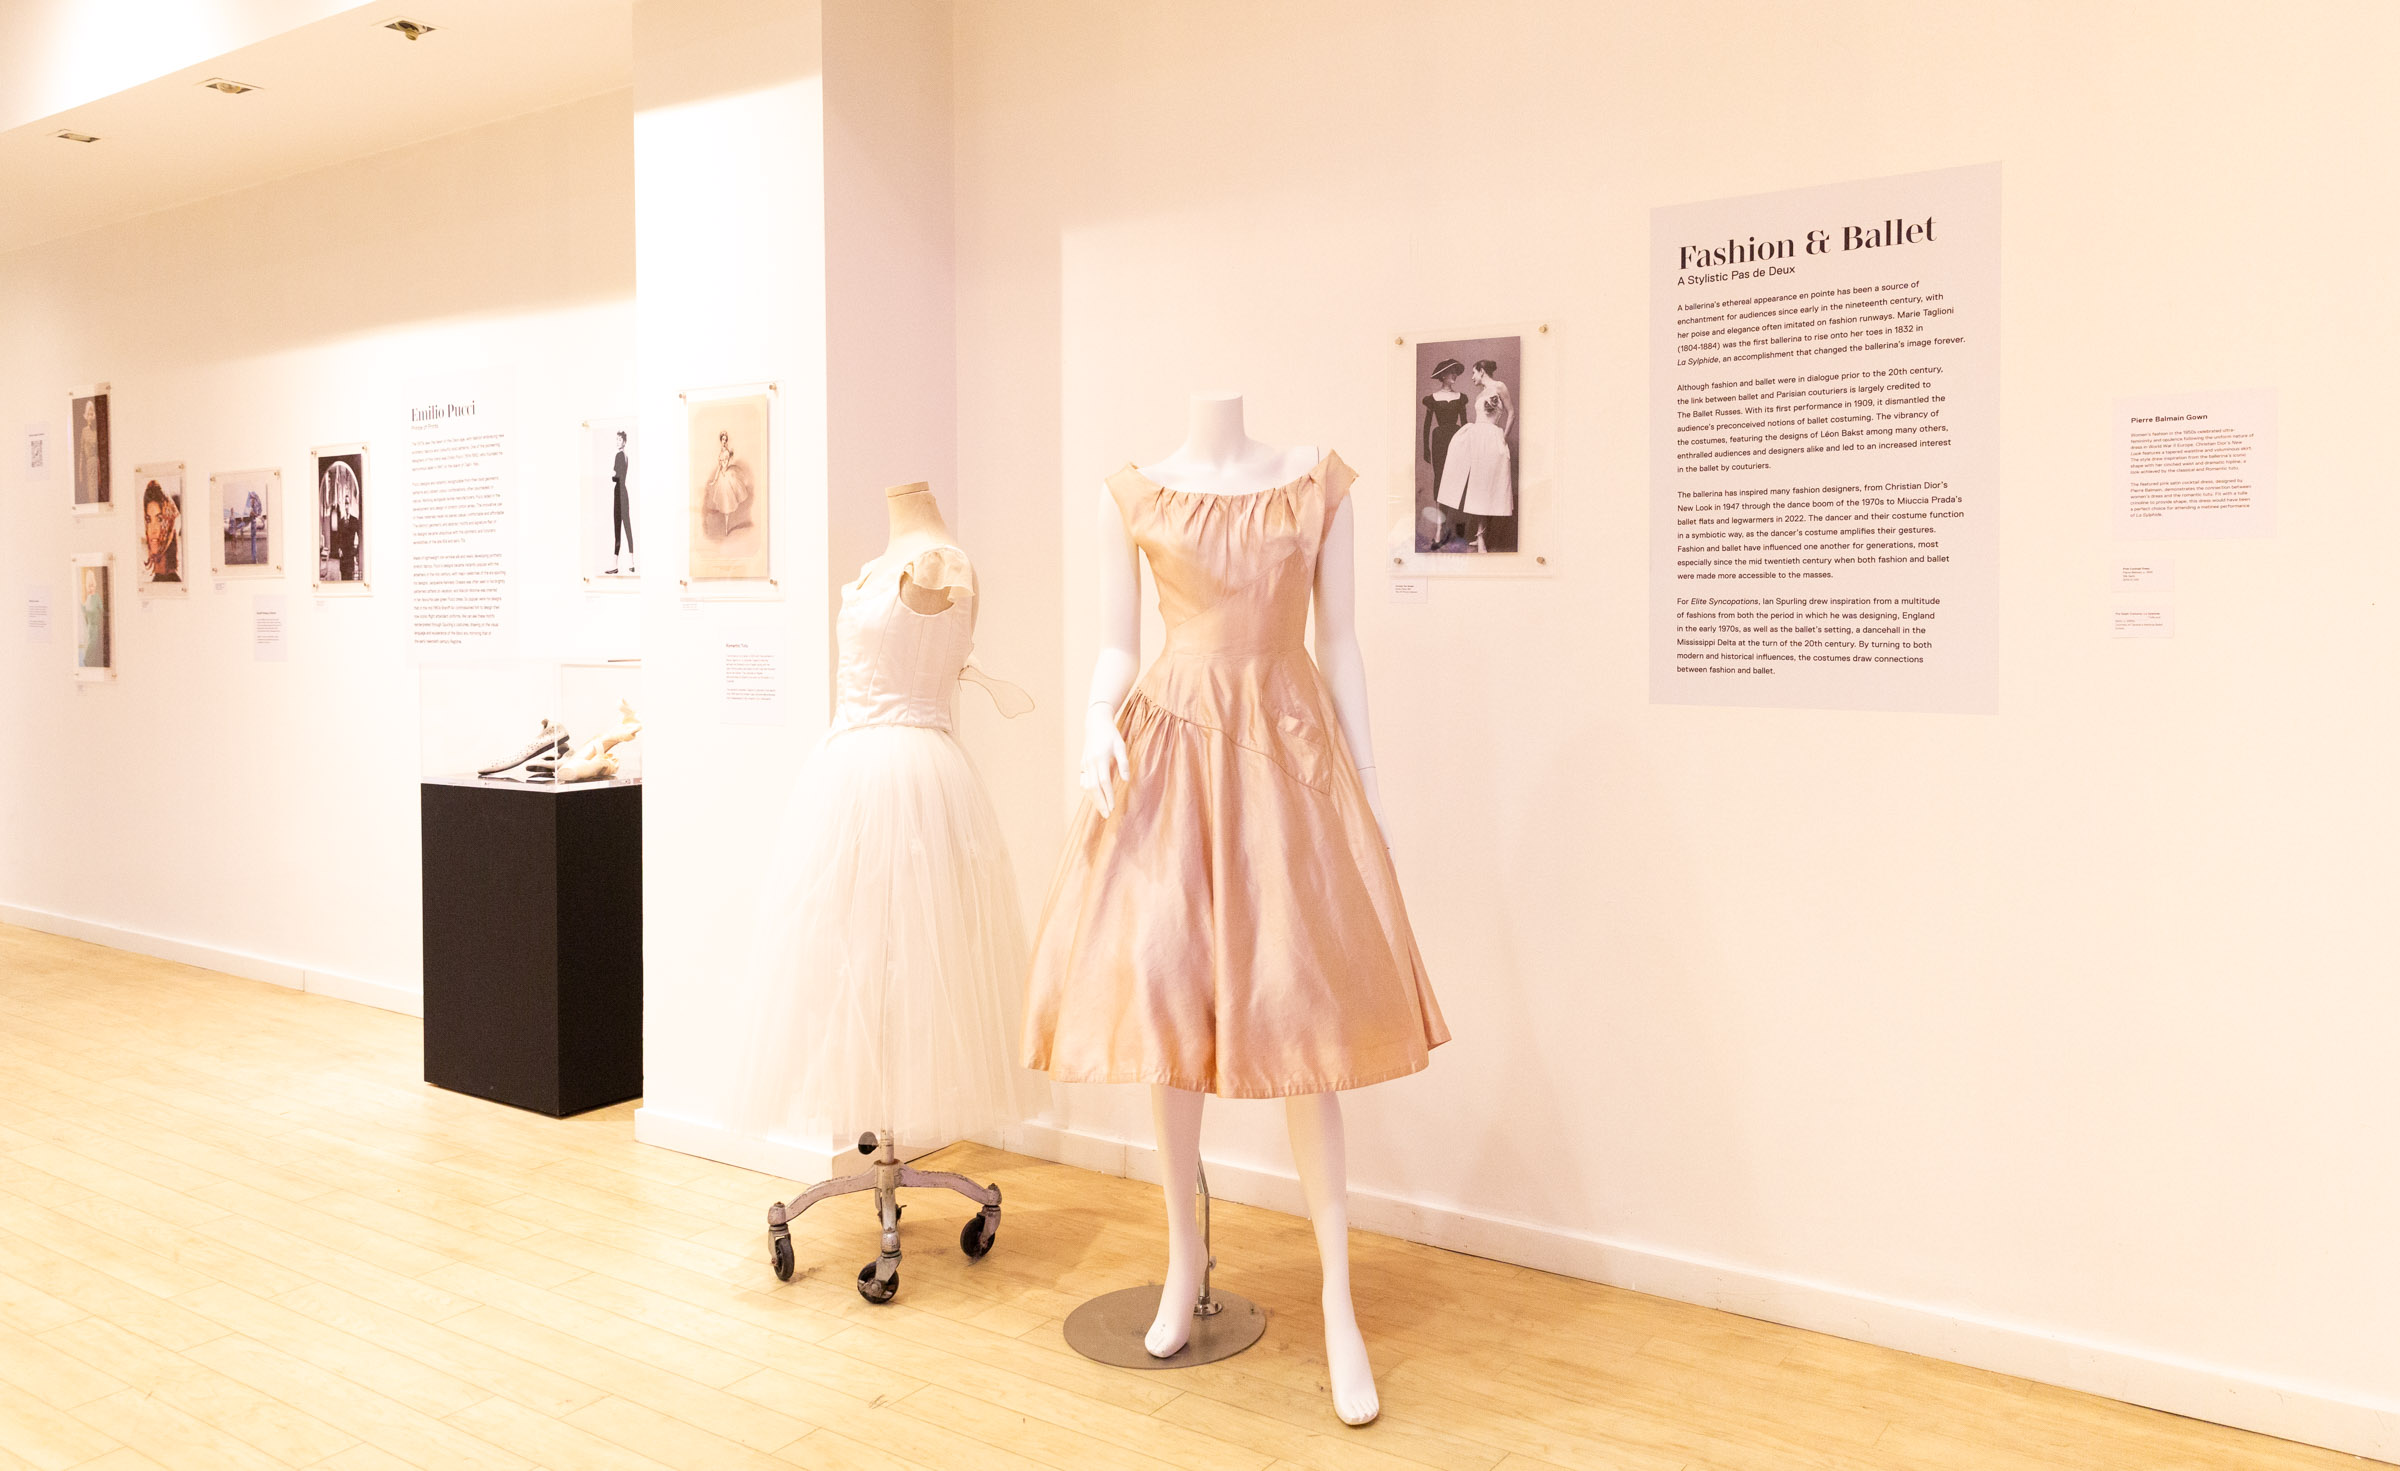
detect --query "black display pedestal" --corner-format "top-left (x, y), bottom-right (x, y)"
top-left (420, 775), bottom-right (643, 1117)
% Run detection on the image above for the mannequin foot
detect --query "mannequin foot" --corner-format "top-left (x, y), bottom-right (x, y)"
top-left (1143, 1233), bottom-right (1208, 1358)
top-left (1322, 1286), bottom-right (1378, 1425)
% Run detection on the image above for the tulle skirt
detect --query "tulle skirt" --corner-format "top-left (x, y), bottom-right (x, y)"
top-left (1435, 421), bottom-right (1512, 516)
top-left (731, 721), bottom-right (1041, 1152)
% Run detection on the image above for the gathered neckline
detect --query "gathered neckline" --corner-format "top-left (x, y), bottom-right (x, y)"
top-left (1125, 451), bottom-right (1332, 501)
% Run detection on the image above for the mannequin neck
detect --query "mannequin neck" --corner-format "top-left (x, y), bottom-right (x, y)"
top-left (883, 482), bottom-right (952, 551)
top-left (1146, 394), bottom-right (1312, 497)
top-left (1177, 394), bottom-right (1255, 465)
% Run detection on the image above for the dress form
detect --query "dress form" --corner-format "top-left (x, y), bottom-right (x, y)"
top-left (1078, 392), bottom-right (1386, 1426)
top-left (874, 481), bottom-right (962, 614)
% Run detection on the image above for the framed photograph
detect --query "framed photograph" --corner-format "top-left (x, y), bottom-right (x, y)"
top-left (684, 385), bottom-right (774, 588)
top-left (70, 384), bottom-right (110, 512)
top-left (312, 444), bottom-right (369, 591)
top-left (134, 461), bottom-right (187, 595)
top-left (1413, 334), bottom-right (1522, 553)
top-left (71, 553), bottom-right (113, 680)
top-left (583, 415), bottom-right (639, 587)
top-left (1389, 322), bottom-right (1558, 579)
top-left (212, 468), bottom-right (282, 577)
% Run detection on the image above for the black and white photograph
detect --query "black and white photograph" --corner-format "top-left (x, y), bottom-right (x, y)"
top-left (135, 462), bottom-right (185, 593)
top-left (1413, 335), bottom-right (1520, 554)
top-left (72, 554), bottom-right (112, 680)
top-left (584, 416), bottom-right (639, 585)
top-left (213, 468), bottom-right (280, 576)
top-left (686, 390), bottom-right (770, 582)
top-left (313, 446), bottom-right (369, 589)
top-left (70, 385), bottom-right (110, 511)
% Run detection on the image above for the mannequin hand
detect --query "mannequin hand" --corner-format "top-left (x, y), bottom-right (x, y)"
top-left (1081, 701), bottom-right (1131, 817)
top-left (1359, 766), bottom-right (1393, 854)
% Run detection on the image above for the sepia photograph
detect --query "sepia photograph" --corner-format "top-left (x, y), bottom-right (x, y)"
top-left (585, 416), bottom-right (639, 585)
top-left (313, 445), bottom-right (369, 589)
top-left (686, 390), bottom-right (770, 582)
top-left (213, 468), bottom-right (281, 576)
top-left (70, 385), bottom-right (110, 511)
top-left (72, 554), bottom-right (112, 679)
top-left (1412, 335), bottom-right (1521, 554)
top-left (135, 462), bottom-right (185, 593)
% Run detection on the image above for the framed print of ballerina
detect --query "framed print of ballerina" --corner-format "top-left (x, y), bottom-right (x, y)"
top-left (685, 387), bottom-right (773, 585)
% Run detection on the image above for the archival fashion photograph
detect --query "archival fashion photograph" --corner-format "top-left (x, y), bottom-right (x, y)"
top-left (71, 387), bottom-right (110, 510)
top-left (586, 417), bottom-right (639, 583)
top-left (1413, 335), bottom-right (1521, 554)
top-left (136, 465), bottom-right (184, 591)
top-left (314, 448), bottom-right (368, 587)
top-left (213, 468), bottom-right (280, 576)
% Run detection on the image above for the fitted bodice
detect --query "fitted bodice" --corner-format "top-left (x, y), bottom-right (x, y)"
top-left (1106, 451), bottom-right (1357, 793)
top-left (833, 546), bottom-right (980, 733)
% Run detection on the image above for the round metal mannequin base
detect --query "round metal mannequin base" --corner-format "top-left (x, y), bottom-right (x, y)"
top-left (1062, 1285), bottom-right (1267, 1369)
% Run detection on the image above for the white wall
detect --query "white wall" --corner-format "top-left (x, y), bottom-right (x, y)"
top-left (0, 89), bottom-right (637, 1010)
top-left (628, 0), bottom-right (837, 1174)
top-left (947, 0), bottom-right (2400, 1457)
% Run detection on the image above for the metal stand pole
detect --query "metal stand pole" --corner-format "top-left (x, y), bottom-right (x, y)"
top-left (1062, 1159), bottom-right (1266, 1369)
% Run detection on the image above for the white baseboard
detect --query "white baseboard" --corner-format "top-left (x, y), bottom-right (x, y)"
top-left (993, 1121), bottom-right (2398, 1465)
top-left (631, 1106), bottom-right (869, 1187)
top-left (0, 903), bottom-right (421, 1017)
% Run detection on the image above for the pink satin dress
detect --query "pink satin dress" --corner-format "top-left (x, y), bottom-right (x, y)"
top-left (1023, 451), bottom-right (1449, 1098)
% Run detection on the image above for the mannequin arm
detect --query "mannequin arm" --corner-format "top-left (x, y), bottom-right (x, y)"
top-left (1312, 498), bottom-right (1388, 841)
top-left (1081, 484), bottom-right (1141, 816)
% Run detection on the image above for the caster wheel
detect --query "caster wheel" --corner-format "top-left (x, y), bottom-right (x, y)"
top-left (959, 1213), bottom-right (997, 1260)
top-left (770, 1234), bottom-right (794, 1282)
top-left (856, 1262), bottom-right (899, 1304)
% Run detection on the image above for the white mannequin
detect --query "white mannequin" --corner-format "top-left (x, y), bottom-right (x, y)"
top-left (1078, 392), bottom-right (1385, 1426)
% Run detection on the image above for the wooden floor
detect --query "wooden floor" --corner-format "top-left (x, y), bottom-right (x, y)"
top-left (0, 925), bottom-right (2367, 1471)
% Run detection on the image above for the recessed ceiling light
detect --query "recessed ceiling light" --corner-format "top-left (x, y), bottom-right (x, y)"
top-left (383, 18), bottom-right (436, 41)
top-left (53, 130), bottom-right (99, 143)
top-left (199, 77), bottom-right (261, 95)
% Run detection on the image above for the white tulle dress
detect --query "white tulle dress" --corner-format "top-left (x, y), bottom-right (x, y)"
top-left (732, 544), bottom-right (1041, 1152)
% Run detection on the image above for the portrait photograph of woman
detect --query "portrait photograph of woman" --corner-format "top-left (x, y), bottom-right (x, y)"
top-left (135, 464), bottom-right (184, 592)
top-left (686, 390), bottom-right (770, 582)
top-left (71, 556), bottom-right (112, 679)
top-left (70, 387), bottom-right (110, 511)
top-left (1413, 335), bottom-right (1522, 554)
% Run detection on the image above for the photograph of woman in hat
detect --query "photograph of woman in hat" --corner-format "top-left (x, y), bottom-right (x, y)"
top-left (1417, 358), bottom-right (1470, 550)
top-left (1412, 335), bottom-right (1521, 554)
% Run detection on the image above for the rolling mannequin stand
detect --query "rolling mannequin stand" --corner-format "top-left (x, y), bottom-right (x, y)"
top-left (767, 1131), bottom-right (1002, 1302)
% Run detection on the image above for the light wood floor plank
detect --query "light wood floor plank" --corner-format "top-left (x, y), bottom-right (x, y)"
top-left (0, 922), bottom-right (2373, 1471)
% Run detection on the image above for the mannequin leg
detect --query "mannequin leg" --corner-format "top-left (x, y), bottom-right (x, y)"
top-left (1144, 1084), bottom-right (1209, 1357)
top-left (1286, 1091), bottom-right (1378, 1426)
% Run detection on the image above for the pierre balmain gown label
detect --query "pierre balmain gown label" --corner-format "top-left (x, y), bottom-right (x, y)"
top-left (1024, 451), bottom-right (1449, 1098)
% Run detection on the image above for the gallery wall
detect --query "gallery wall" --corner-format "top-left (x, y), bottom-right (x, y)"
top-left (0, 88), bottom-right (638, 1010)
top-left (944, 0), bottom-right (2400, 1455)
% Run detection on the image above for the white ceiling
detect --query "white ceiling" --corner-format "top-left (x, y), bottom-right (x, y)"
top-left (0, 0), bottom-right (631, 256)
